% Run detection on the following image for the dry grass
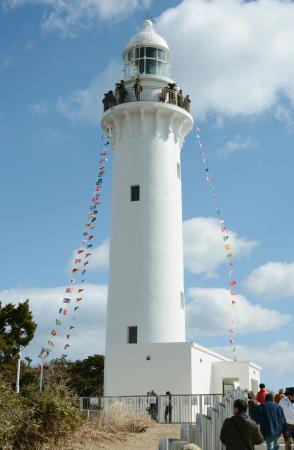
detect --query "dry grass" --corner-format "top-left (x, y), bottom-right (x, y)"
top-left (45, 401), bottom-right (154, 450)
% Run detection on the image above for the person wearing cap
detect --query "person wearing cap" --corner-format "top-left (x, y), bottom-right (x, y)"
top-left (279, 387), bottom-right (294, 450)
top-left (256, 383), bottom-right (269, 405)
top-left (274, 389), bottom-right (286, 404)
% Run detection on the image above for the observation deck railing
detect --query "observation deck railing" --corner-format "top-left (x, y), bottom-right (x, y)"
top-left (103, 86), bottom-right (191, 113)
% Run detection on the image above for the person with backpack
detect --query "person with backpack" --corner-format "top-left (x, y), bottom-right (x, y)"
top-left (255, 393), bottom-right (286, 450)
top-left (248, 391), bottom-right (259, 422)
top-left (220, 399), bottom-right (264, 450)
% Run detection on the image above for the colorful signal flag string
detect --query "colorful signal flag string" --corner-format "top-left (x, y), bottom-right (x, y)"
top-left (38, 133), bottom-right (111, 360)
top-left (195, 126), bottom-right (238, 355)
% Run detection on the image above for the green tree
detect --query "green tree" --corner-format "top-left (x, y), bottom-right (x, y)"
top-left (0, 300), bottom-right (37, 363)
top-left (46, 354), bottom-right (104, 396)
top-left (68, 354), bottom-right (104, 396)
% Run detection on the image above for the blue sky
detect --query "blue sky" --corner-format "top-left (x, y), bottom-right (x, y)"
top-left (1, 0), bottom-right (294, 391)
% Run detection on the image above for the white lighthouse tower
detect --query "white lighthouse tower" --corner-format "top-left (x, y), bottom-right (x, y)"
top-left (101, 20), bottom-right (261, 396)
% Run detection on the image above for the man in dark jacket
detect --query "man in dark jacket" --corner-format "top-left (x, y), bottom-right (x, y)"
top-left (256, 393), bottom-right (286, 450)
top-left (220, 399), bottom-right (264, 450)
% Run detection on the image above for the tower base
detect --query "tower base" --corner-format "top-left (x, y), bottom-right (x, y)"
top-left (104, 342), bottom-right (261, 396)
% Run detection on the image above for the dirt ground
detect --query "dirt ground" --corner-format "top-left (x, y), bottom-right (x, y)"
top-left (62, 424), bottom-right (180, 450)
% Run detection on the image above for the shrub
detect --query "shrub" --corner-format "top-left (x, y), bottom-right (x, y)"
top-left (54, 401), bottom-right (153, 449)
top-left (0, 377), bottom-right (28, 449)
top-left (97, 401), bottom-right (153, 433)
top-left (0, 376), bottom-right (83, 449)
top-left (19, 381), bottom-right (83, 448)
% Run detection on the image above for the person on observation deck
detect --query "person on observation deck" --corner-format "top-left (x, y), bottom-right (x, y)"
top-left (255, 393), bottom-right (286, 450)
top-left (133, 77), bottom-right (143, 101)
top-left (256, 383), bottom-right (269, 405)
top-left (220, 399), bottom-right (264, 450)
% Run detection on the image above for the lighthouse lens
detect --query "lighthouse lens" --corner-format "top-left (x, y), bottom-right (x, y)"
top-left (158, 49), bottom-right (167, 62)
top-left (139, 59), bottom-right (144, 74)
top-left (146, 59), bottom-right (156, 74)
top-left (146, 47), bottom-right (156, 58)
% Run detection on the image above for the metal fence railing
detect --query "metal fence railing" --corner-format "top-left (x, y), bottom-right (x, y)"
top-left (80, 393), bottom-right (227, 424)
top-left (160, 392), bottom-right (246, 450)
top-left (80, 391), bottom-right (246, 449)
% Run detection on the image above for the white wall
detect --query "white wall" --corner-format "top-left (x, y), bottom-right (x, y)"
top-left (104, 342), bottom-right (193, 396)
top-left (212, 361), bottom-right (261, 393)
top-left (190, 343), bottom-right (229, 394)
top-left (102, 100), bottom-right (193, 351)
top-left (104, 341), bottom-right (261, 396)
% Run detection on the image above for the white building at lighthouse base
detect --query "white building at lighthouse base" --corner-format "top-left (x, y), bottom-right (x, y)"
top-left (105, 342), bottom-right (261, 396)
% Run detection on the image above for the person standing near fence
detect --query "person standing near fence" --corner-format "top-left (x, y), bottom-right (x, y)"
top-left (220, 399), bottom-right (264, 450)
top-left (255, 393), bottom-right (286, 450)
top-left (164, 391), bottom-right (172, 423)
top-left (279, 387), bottom-right (294, 450)
top-left (149, 390), bottom-right (159, 422)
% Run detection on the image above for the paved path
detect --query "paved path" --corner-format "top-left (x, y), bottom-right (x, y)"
top-left (256, 441), bottom-right (286, 449)
top-left (57, 424), bottom-right (181, 450)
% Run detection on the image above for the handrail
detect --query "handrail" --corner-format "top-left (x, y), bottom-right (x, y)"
top-left (103, 85), bottom-right (191, 113)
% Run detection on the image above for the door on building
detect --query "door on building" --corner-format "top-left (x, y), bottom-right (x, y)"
top-left (251, 379), bottom-right (259, 395)
top-left (223, 378), bottom-right (240, 394)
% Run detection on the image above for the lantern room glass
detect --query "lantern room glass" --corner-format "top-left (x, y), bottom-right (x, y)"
top-left (125, 46), bottom-right (171, 78)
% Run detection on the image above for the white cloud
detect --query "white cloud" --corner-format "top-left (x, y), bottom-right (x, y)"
top-left (90, 239), bottom-right (109, 271)
top-left (0, 284), bottom-right (107, 362)
top-left (274, 104), bottom-right (294, 129)
top-left (183, 217), bottom-right (257, 277)
top-left (29, 101), bottom-right (51, 116)
top-left (156, 0), bottom-right (294, 118)
top-left (220, 135), bottom-right (255, 158)
top-left (56, 60), bottom-right (120, 123)
top-left (4, 0), bottom-right (152, 37)
top-left (214, 341), bottom-right (294, 379)
top-left (186, 287), bottom-right (291, 338)
top-left (245, 261), bottom-right (294, 301)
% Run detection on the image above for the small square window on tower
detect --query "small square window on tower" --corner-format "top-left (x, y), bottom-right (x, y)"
top-left (131, 185), bottom-right (140, 201)
top-left (128, 326), bottom-right (138, 344)
top-left (180, 292), bottom-right (185, 309)
top-left (177, 162), bottom-right (181, 179)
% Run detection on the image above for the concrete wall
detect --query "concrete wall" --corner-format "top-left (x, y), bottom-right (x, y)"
top-left (104, 342), bottom-right (193, 396)
top-left (102, 100), bottom-right (193, 351)
top-left (190, 343), bottom-right (229, 394)
top-left (212, 361), bottom-right (261, 393)
top-left (104, 341), bottom-right (261, 396)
